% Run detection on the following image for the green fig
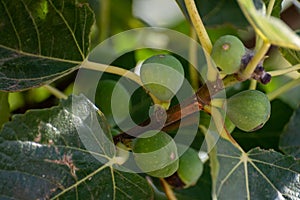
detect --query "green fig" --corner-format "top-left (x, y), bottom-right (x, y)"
top-left (165, 145), bottom-right (203, 189)
top-left (227, 90), bottom-right (271, 132)
top-left (177, 146), bottom-right (203, 188)
top-left (132, 130), bottom-right (179, 178)
top-left (95, 80), bottom-right (131, 127)
top-left (140, 54), bottom-right (184, 102)
top-left (211, 35), bottom-right (245, 74)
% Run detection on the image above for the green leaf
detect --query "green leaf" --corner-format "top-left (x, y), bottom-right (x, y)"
top-left (279, 106), bottom-right (300, 158)
top-left (215, 138), bottom-right (300, 200)
top-left (279, 31), bottom-right (300, 66)
top-left (175, 0), bottom-right (248, 28)
top-left (238, 0), bottom-right (300, 50)
top-left (0, 140), bottom-right (153, 200)
top-left (0, 92), bottom-right (10, 128)
top-left (264, 75), bottom-right (300, 109)
top-left (0, 95), bottom-right (153, 199)
top-left (263, 0), bottom-right (283, 18)
top-left (0, 0), bottom-right (94, 91)
top-left (280, 48), bottom-right (300, 66)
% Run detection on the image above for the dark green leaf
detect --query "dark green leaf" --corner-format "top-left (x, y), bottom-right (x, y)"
top-left (0, 48), bottom-right (77, 91)
top-left (0, 95), bottom-right (153, 199)
top-left (215, 138), bottom-right (300, 200)
top-left (176, 0), bottom-right (248, 28)
top-left (0, 140), bottom-right (153, 200)
top-left (0, 92), bottom-right (10, 128)
top-left (279, 106), bottom-right (300, 158)
top-left (0, 0), bottom-right (94, 91)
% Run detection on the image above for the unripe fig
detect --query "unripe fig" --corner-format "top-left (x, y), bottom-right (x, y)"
top-left (165, 145), bottom-right (203, 189)
top-left (227, 90), bottom-right (271, 132)
top-left (177, 146), bottom-right (203, 188)
top-left (132, 130), bottom-right (179, 178)
top-left (140, 54), bottom-right (184, 102)
top-left (211, 35), bottom-right (245, 74)
top-left (95, 80), bottom-right (131, 127)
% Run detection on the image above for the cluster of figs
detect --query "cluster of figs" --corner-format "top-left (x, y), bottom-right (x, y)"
top-left (111, 35), bottom-right (271, 188)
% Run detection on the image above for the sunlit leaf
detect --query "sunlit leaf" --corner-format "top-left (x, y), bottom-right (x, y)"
top-left (238, 0), bottom-right (300, 50)
top-left (215, 138), bottom-right (300, 200)
top-left (0, 0), bottom-right (94, 91)
top-left (0, 95), bottom-right (153, 199)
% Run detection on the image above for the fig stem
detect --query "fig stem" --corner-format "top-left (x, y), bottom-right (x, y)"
top-left (255, 0), bottom-right (275, 51)
top-left (113, 75), bottom-right (225, 144)
top-left (267, 78), bottom-right (300, 101)
top-left (184, 0), bottom-right (212, 53)
top-left (266, 0), bottom-right (276, 17)
top-left (43, 85), bottom-right (68, 100)
top-left (249, 79), bottom-right (257, 90)
top-left (160, 178), bottom-right (177, 200)
top-left (81, 59), bottom-right (143, 86)
top-left (210, 106), bottom-right (243, 151)
top-left (222, 74), bottom-right (240, 88)
top-left (268, 64), bottom-right (300, 76)
top-left (240, 42), bottom-right (271, 80)
top-left (188, 28), bottom-right (200, 90)
top-left (113, 94), bottom-right (203, 144)
top-left (184, 0), bottom-right (219, 83)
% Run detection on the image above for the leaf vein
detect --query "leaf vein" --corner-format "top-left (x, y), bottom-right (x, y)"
top-left (20, 0), bottom-right (41, 54)
top-left (1, 0), bottom-right (21, 49)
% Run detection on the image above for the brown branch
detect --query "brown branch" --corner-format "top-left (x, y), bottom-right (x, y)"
top-left (113, 78), bottom-right (224, 144)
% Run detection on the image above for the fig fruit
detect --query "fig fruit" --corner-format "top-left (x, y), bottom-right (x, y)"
top-left (140, 54), bottom-right (184, 102)
top-left (95, 80), bottom-right (131, 127)
top-left (211, 35), bottom-right (245, 74)
top-left (177, 146), bottom-right (203, 188)
top-left (165, 145), bottom-right (203, 189)
top-left (227, 90), bottom-right (271, 132)
top-left (132, 130), bottom-right (179, 177)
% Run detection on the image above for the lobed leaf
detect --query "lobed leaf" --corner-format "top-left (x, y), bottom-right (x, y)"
top-left (0, 0), bottom-right (94, 91)
top-left (215, 138), bottom-right (300, 200)
top-left (0, 95), bottom-right (153, 199)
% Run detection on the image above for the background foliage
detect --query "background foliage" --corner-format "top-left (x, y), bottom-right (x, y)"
top-left (0, 0), bottom-right (300, 199)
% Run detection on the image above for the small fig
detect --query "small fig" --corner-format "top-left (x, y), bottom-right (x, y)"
top-left (140, 54), bottom-right (184, 102)
top-left (211, 35), bottom-right (245, 74)
top-left (132, 130), bottom-right (179, 177)
top-left (227, 90), bottom-right (271, 132)
top-left (165, 145), bottom-right (203, 189)
top-left (96, 80), bottom-right (131, 127)
top-left (177, 146), bottom-right (203, 188)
